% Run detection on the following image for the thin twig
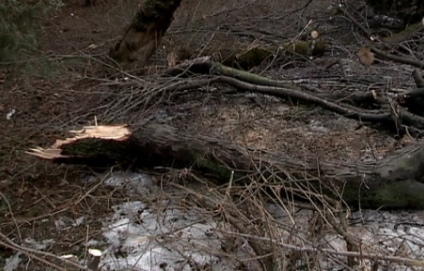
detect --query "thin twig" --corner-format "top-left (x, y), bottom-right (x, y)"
top-left (0, 192), bottom-right (22, 243)
top-left (0, 241), bottom-right (69, 271)
top-left (0, 231), bottom-right (93, 271)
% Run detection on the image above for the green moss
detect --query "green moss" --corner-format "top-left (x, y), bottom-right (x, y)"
top-left (281, 39), bottom-right (326, 57)
top-left (215, 62), bottom-right (300, 89)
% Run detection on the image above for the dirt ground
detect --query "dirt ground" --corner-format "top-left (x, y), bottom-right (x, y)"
top-left (1, 0), bottom-right (423, 270)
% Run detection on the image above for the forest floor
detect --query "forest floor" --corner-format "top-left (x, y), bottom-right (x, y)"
top-left (1, 0), bottom-right (424, 270)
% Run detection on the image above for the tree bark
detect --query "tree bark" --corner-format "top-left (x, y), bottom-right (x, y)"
top-left (109, 0), bottom-right (182, 66)
top-left (27, 124), bottom-right (424, 210)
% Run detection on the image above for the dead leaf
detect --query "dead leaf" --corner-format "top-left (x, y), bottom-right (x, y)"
top-left (357, 48), bottom-right (375, 65)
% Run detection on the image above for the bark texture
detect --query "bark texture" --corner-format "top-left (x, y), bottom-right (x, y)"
top-left (109, 0), bottom-right (182, 65)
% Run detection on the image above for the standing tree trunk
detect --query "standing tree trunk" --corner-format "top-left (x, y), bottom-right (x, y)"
top-left (109, 0), bottom-right (182, 66)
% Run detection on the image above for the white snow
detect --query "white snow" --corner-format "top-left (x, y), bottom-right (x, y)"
top-left (95, 171), bottom-right (424, 271)
top-left (16, 170), bottom-right (424, 271)
top-left (97, 172), bottom-right (247, 271)
top-left (4, 253), bottom-right (21, 271)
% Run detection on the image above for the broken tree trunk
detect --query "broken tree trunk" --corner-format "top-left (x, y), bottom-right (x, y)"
top-left (27, 124), bottom-right (424, 210)
top-left (109, 0), bottom-right (182, 66)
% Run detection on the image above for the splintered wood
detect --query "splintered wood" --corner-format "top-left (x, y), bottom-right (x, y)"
top-left (26, 125), bottom-right (131, 160)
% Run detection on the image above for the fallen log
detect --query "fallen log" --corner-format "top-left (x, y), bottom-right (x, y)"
top-left (397, 69), bottom-right (424, 116)
top-left (169, 39), bottom-right (326, 70)
top-left (27, 124), bottom-right (424, 210)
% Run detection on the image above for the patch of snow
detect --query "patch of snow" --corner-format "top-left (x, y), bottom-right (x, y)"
top-left (55, 215), bottom-right (85, 231)
top-left (6, 109), bottom-right (15, 120)
top-left (54, 218), bottom-right (66, 230)
top-left (98, 172), bottom-right (254, 271)
top-left (100, 202), bottom-right (238, 271)
top-left (266, 203), bottom-right (424, 270)
top-left (72, 216), bottom-right (85, 227)
top-left (4, 253), bottom-right (21, 271)
top-left (103, 171), bottom-right (156, 196)
top-left (85, 239), bottom-right (101, 247)
top-left (96, 171), bottom-right (424, 271)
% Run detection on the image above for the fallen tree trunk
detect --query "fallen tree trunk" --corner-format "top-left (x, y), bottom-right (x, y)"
top-left (170, 39), bottom-right (326, 70)
top-left (27, 124), bottom-right (424, 210)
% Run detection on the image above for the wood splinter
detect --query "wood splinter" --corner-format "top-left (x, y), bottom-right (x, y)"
top-left (26, 125), bottom-right (132, 160)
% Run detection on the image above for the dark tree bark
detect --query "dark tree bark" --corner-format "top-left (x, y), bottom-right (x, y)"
top-left (109, 0), bottom-right (182, 65)
top-left (397, 70), bottom-right (424, 116)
